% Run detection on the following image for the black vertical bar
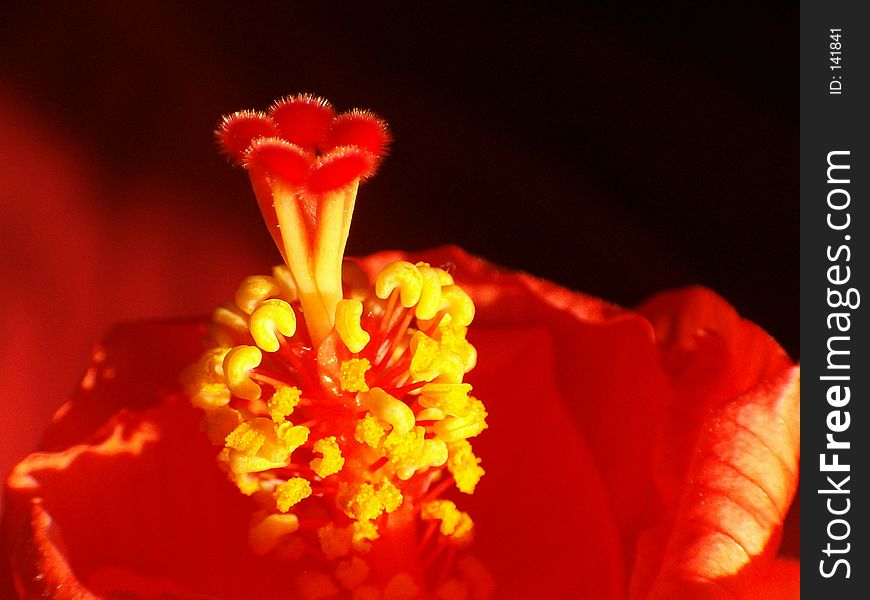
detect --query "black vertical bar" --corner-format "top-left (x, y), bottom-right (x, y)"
top-left (801, 1), bottom-right (870, 596)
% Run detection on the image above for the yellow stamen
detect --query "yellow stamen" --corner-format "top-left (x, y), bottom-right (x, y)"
top-left (438, 284), bottom-right (475, 327)
top-left (310, 436), bottom-right (344, 478)
top-left (276, 422), bottom-right (310, 450)
top-left (419, 383), bottom-right (473, 416)
top-left (365, 388), bottom-right (415, 435)
top-left (335, 299), bottom-right (371, 353)
top-left (383, 427), bottom-right (448, 480)
top-left (249, 298), bottom-right (297, 352)
top-left (337, 480), bottom-right (403, 522)
top-left (421, 500), bottom-right (474, 540)
top-left (354, 413), bottom-right (387, 448)
top-left (340, 358), bottom-right (371, 393)
top-left (432, 398), bottom-right (488, 443)
top-left (223, 345), bottom-right (262, 400)
top-left (235, 275), bottom-right (282, 315)
top-left (274, 477), bottom-right (312, 512)
top-left (375, 261), bottom-right (424, 307)
top-left (350, 519), bottom-right (379, 550)
top-left (267, 386), bottom-right (302, 423)
top-left (415, 263), bottom-right (450, 320)
top-left (447, 440), bottom-right (485, 494)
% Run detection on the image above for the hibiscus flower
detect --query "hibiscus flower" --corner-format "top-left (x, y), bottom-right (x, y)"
top-left (0, 95), bottom-right (799, 599)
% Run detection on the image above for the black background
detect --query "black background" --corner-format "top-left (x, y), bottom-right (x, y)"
top-left (0, 1), bottom-right (798, 359)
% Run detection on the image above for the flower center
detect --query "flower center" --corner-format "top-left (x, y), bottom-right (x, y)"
top-left (185, 95), bottom-right (493, 599)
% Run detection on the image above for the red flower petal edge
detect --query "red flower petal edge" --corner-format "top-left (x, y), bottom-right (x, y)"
top-left (1, 247), bottom-right (799, 599)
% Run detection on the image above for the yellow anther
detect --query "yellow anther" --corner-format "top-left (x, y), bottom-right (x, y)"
top-left (408, 332), bottom-right (442, 382)
top-left (366, 388), bottom-right (415, 435)
top-left (337, 481), bottom-right (401, 522)
top-left (225, 417), bottom-right (301, 467)
top-left (415, 264), bottom-right (445, 320)
top-left (276, 422), bottom-right (310, 451)
top-left (410, 319), bottom-right (477, 384)
top-left (225, 420), bottom-right (267, 456)
top-left (337, 483), bottom-right (381, 521)
top-left (384, 573), bottom-right (420, 600)
top-left (439, 284), bottom-right (475, 327)
top-left (432, 398), bottom-right (488, 443)
top-left (438, 318), bottom-right (477, 373)
top-left (317, 522), bottom-right (352, 559)
top-left (235, 275), bottom-right (282, 315)
top-left (378, 479), bottom-right (403, 513)
top-left (183, 347), bottom-right (231, 408)
top-left (350, 520), bottom-right (379, 549)
top-left (272, 264), bottom-right (298, 301)
top-left (267, 386), bottom-right (302, 423)
top-left (355, 413), bottom-right (387, 448)
top-left (419, 383), bottom-right (473, 416)
top-left (310, 437), bottom-right (344, 478)
top-left (223, 345), bottom-right (262, 400)
top-left (421, 500), bottom-right (474, 540)
top-left (336, 556), bottom-right (369, 590)
top-left (335, 299), bottom-right (371, 353)
top-left (296, 571), bottom-right (340, 600)
top-left (340, 358), bottom-right (371, 393)
top-left (375, 261), bottom-right (423, 307)
top-left (448, 440), bottom-right (485, 494)
top-left (416, 407), bottom-right (446, 421)
top-left (250, 298), bottom-right (297, 352)
top-left (420, 438), bottom-right (449, 469)
top-left (383, 427), bottom-right (446, 480)
top-left (274, 477), bottom-right (312, 512)
top-left (383, 428), bottom-right (424, 473)
top-left (249, 512), bottom-right (300, 556)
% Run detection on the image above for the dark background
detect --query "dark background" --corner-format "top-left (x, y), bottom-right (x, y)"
top-left (0, 1), bottom-right (798, 357)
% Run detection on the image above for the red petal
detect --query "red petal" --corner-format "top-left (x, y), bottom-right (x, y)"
top-left (465, 327), bottom-right (626, 598)
top-left (636, 287), bottom-right (794, 507)
top-left (243, 137), bottom-right (310, 185)
top-left (643, 368), bottom-right (800, 599)
top-left (268, 94), bottom-right (334, 153)
top-left (628, 288), bottom-right (799, 598)
top-left (307, 147), bottom-right (375, 194)
top-left (215, 110), bottom-right (278, 163)
top-left (324, 109), bottom-right (391, 161)
top-left (4, 397), bottom-right (302, 598)
top-left (40, 320), bottom-right (207, 451)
